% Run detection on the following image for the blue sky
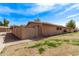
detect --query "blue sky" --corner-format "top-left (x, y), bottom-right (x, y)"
top-left (0, 3), bottom-right (79, 27)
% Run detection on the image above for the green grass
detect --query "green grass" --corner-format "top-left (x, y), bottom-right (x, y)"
top-left (63, 39), bottom-right (70, 43)
top-left (28, 39), bottom-right (63, 54)
top-left (43, 40), bottom-right (62, 47)
top-left (28, 39), bottom-right (63, 48)
top-left (70, 40), bottom-right (79, 46)
top-left (28, 35), bottom-right (79, 54)
top-left (28, 43), bottom-right (43, 48)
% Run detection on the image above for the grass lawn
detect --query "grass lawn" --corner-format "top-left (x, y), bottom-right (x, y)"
top-left (1, 32), bottom-right (79, 56)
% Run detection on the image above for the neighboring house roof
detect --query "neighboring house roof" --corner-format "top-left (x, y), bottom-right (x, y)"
top-left (0, 26), bottom-right (8, 28)
top-left (26, 21), bottom-right (66, 28)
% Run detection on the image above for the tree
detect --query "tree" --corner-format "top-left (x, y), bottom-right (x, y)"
top-left (3, 18), bottom-right (9, 26)
top-left (0, 21), bottom-right (3, 26)
top-left (66, 20), bottom-right (76, 32)
top-left (66, 20), bottom-right (76, 29)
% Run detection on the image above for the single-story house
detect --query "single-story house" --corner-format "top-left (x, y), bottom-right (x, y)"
top-left (0, 26), bottom-right (10, 32)
top-left (12, 21), bottom-right (74, 39)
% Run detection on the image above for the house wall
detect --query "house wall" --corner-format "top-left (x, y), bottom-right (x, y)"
top-left (26, 23), bottom-right (67, 37)
top-left (12, 22), bottom-right (73, 40)
top-left (0, 27), bottom-right (10, 32)
top-left (12, 27), bottom-right (22, 39)
top-left (21, 28), bottom-right (38, 39)
top-left (41, 25), bottom-right (66, 36)
top-left (12, 26), bottom-right (38, 39)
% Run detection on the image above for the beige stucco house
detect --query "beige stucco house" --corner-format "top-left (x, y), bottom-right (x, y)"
top-left (0, 26), bottom-right (10, 32)
top-left (12, 21), bottom-right (74, 40)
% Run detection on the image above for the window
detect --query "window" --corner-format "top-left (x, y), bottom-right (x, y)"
top-left (60, 27), bottom-right (62, 30)
top-left (57, 27), bottom-right (59, 30)
top-left (57, 27), bottom-right (62, 30)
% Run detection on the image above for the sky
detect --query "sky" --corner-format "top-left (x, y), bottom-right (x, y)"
top-left (0, 3), bottom-right (79, 27)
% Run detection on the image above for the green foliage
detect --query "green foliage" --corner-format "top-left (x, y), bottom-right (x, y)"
top-left (0, 18), bottom-right (9, 26)
top-left (47, 41), bottom-right (58, 47)
top-left (66, 20), bottom-right (76, 29)
top-left (3, 19), bottom-right (9, 26)
top-left (71, 40), bottom-right (79, 45)
top-left (46, 40), bottom-right (62, 47)
top-left (38, 48), bottom-right (45, 54)
top-left (63, 40), bottom-right (70, 43)
top-left (28, 43), bottom-right (42, 48)
top-left (0, 21), bottom-right (3, 26)
top-left (28, 40), bottom-right (62, 48)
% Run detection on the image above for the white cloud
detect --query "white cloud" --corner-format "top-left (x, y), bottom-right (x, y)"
top-left (23, 3), bottom-right (56, 15)
top-left (65, 13), bottom-right (79, 28)
top-left (0, 0), bottom-right (79, 3)
top-left (0, 6), bottom-right (22, 15)
top-left (57, 4), bottom-right (79, 15)
top-left (0, 6), bottom-right (12, 15)
top-left (66, 14), bottom-right (79, 19)
top-left (0, 3), bottom-right (73, 16)
top-left (0, 4), bottom-right (56, 16)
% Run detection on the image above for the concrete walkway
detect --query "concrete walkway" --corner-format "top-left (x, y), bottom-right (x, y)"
top-left (5, 39), bottom-right (32, 47)
top-left (0, 36), bottom-right (5, 53)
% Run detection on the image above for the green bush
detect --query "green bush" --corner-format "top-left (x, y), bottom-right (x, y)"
top-left (38, 48), bottom-right (45, 54)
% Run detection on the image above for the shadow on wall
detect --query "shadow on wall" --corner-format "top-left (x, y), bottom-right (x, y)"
top-left (4, 33), bottom-right (21, 43)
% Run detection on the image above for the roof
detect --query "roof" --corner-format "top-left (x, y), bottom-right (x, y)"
top-left (26, 21), bottom-right (66, 28)
top-left (0, 26), bottom-right (9, 28)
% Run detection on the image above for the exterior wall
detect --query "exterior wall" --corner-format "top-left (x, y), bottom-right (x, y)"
top-left (12, 22), bottom-right (75, 40)
top-left (12, 27), bottom-right (22, 39)
top-left (27, 22), bottom-right (67, 37)
top-left (12, 26), bottom-right (38, 39)
top-left (21, 28), bottom-right (38, 39)
top-left (41, 25), bottom-right (66, 36)
top-left (0, 27), bottom-right (10, 32)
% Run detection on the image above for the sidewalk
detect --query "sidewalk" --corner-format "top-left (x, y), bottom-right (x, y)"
top-left (5, 39), bottom-right (32, 47)
top-left (0, 36), bottom-right (5, 53)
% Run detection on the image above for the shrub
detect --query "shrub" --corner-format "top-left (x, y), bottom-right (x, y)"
top-left (38, 48), bottom-right (45, 54)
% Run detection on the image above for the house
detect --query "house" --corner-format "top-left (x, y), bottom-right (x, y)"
top-left (0, 26), bottom-right (10, 32)
top-left (12, 21), bottom-right (73, 40)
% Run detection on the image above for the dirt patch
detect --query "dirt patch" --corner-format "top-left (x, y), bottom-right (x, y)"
top-left (1, 32), bottom-right (79, 56)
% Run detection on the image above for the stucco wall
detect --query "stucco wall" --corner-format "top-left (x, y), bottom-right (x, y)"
top-left (12, 27), bottom-right (22, 39)
top-left (41, 25), bottom-right (66, 36)
top-left (12, 22), bottom-right (74, 40)
top-left (21, 28), bottom-right (38, 39)
top-left (0, 28), bottom-right (10, 32)
top-left (12, 27), bottom-right (38, 39)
